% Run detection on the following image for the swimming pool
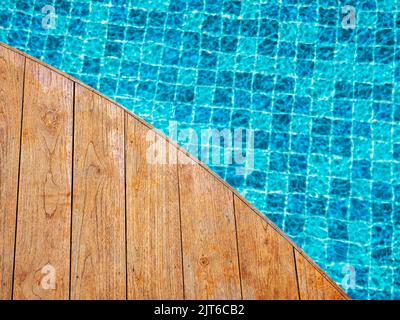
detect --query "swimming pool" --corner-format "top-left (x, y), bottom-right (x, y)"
top-left (1, 0), bottom-right (399, 299)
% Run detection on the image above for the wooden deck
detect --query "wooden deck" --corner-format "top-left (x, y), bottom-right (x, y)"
top-left (0, 42), bottom-right (349, 300)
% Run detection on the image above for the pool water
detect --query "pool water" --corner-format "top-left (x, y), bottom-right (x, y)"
top-left (1, 0), bottom-right (399, 299)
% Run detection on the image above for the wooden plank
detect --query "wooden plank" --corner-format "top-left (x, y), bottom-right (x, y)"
top-left (295, 250), bottom-right (345, 300)
top-left (71, 84), bottom-right (126, 300)
top-left (125, 116), bottom-right (183, 299)
top-left (0, 46), bottom-right (24, 300)
top-left (0, 42), bottom-right (350, 301)
top-left (234, 196), bottom-right (299, 299)
top-left (178, 152), bottom-right (241, 299)
top-left (13, 59), bottom-right (73, 300)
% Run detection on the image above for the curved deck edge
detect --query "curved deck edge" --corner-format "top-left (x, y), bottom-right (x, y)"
top-left (0, 42), bottom-right (350, 300)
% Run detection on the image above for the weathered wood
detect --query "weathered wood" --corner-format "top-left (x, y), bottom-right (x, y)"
top-left (13, 59), bottom-right (73, 299)
top-left (71, 84), bottom-right (126, 300)
top-left (234, 196), bottom-right (299, 299)
top-left (0, 42), bottom-right (350, 301)
top-left (125, 115), bottom-right (183, 299)
top-left (0, 46), bottom-right (24, 300)
top-left (295, 250), bottom-right (345, 300)
top-left (178, 152), bottom-right (241, 299)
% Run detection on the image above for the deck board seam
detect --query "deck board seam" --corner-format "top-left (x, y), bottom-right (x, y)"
top-left (232, 194), bottom-right (244, 300)
top-left (293, 247), bottom-right (302, 300)
top-left (176, 151), bottom-right (186, 300)
top-left (124, 112), bottom-right (128, 300)
top-left (294, 248), bottom-right (349, 300)
top-left (68, 82), bottom-right (76, 300)
top-left (11, 55), bottom-right (26, 300)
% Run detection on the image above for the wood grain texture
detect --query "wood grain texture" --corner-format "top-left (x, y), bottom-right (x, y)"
top-left (0, 42), bottom-right (350, 301)
top-left (71, 84), bottom-right (126, 300)
top-left (125, 116), bottom-right (183, 299)
top-left (234, 196), bottom-right (299, 300)
top-left (0, 46), bottom-right (24, 300)
top-left (295, 250), bottom-right (345, 300)
top-left (13, 59), bottom-right (73, 300)
top-left (178, 151), bottom-right (241, 300)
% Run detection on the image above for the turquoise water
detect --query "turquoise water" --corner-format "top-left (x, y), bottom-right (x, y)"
top-left (1, 0), bottom-right (399, 299)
